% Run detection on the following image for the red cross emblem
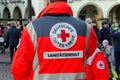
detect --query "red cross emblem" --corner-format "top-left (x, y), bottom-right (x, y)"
top-left (57, 30), bottom-right (70, 42)
top-left (99, 62), bottom-right (103, 67)
top-left (97, 61), bottom-right (105, 69)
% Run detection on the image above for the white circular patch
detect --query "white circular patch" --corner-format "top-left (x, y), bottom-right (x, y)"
top-left (50, 22), bottom-right (77, 50)
top-left (97, 61), bottom-right (105, 70)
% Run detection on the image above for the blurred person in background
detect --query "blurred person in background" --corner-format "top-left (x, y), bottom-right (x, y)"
top-left (0, 24), bottom-right (4, 37)
top-left (6, 21), bottom-right (11, 31)
top-left (6, 21), bottom-right (21, 62)
top-left (102, 40), bottom-right (112, 62)
top-left (85, 18), bottom-right (98, 36)
top-left (98, 21), bottom-right (112, 45)
top-left (110, 24), bottom-right (120, 79)
top-left (102, 39), bottom-right (118, 80)
top-left (111, 19), bottom-right (119, 31)
top-left (16, 21), bottom-right (23, 32)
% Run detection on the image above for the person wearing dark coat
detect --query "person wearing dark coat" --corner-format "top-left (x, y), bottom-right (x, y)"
top-left (93, 24), bottom-right (99, 36)
top-left (98, 21), bottom-right (112, 45)
top-left (110, 24), bottom-right (120, 77)
top-left (6, 21), bottom-right (21, 62)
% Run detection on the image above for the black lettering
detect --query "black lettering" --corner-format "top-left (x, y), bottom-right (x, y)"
top-left (53, 28), bottom-right (57, 34)
top-left (48, 54), bottom-right (54, 57)
top-left (56, 41), bottom-right (60, 45)
top-left (68, 41), bottom-right (73, 45)
top-left (47, 52), bottom-right (80, 58)
top-left (59, 43), bottom-right (62, 47)
top-left (59, 53), bottom-right (62, 57)
top-left (65, 44), bottom-right (68, 47)
top-left (53, 38), bottom-right (57, 43)
top-left (62, 44), bottom-right (64, 48)
top-left (48, 54), bottom-right (51, 57)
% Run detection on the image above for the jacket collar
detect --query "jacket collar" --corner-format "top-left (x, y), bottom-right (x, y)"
top-left (37, 1), bottom-right (73, 18)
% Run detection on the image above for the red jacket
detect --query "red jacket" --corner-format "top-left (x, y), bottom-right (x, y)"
top-left (11, 1), bottom-right (97, 80)
top-left (86, 48), bottom-right (109, 80)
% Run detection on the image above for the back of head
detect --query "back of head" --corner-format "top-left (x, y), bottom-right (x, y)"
top-left (50, 0), bottom-right (67, 3)
top-left (85, 18), bottom-right (92, 24)
top-left (11, 21), bottom-right (16, 27)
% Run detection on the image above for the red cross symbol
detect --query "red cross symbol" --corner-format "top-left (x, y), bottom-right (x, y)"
top-left (57, 30), bottom-right (70, 42)
top-left (99, 62), bottom-right (103, 67)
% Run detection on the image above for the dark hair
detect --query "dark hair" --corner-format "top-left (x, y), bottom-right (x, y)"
top-left (119, 24), bottom-right (120, 28)
top-left (50, 0), bottom-right (67, 3)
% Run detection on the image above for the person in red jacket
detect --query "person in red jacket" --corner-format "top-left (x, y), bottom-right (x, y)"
top-left (86, 48), bottom-right (109, 80)
top-left (11, 0), bottom-right (99, 80)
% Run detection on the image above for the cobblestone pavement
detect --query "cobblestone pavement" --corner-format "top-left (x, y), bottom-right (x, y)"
top-left (0, 49), bottom-right (13, 80)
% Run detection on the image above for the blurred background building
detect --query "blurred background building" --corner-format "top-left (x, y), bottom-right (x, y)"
top-left (0, 0), bottom-right (44, 25)
top-left (0, 0), bottom-right (120, 26)
top-left (69, 0), bottom-right (120, 26)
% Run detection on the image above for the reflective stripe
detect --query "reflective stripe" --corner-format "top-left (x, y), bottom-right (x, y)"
top-left (34, 73), bottom-right (86, 80)
top-left (84, 23), bottom-right (91, 53)
top-left (87, 48), bottom-right (101, 65)
top-left (84, 23), bottom-right (91, 68)
top-left (26, 22), bottom-right (39, 80)
top-left (33, 52), bottom-right (40, 80)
